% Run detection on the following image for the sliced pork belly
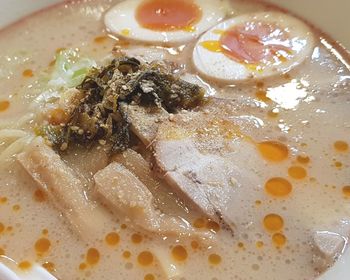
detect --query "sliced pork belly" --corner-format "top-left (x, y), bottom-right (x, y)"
top-left (62, 144), bottom-right (109, 189)
top-left (17, 137), bottom-right (110, 239)
top-left (153, 110), bottom-right (262, 231)
top-left (120, 103), bottom-right (169, 146)
top-left (94, 162), bottom-right (197, 236)
top-left (112, 149), bottom-right (190, 216)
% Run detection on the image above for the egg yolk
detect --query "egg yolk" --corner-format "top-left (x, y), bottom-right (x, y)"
top-left (201, 22), bottom-right (292, 65)
top-left (135, 0), bottom-right (202, 31)
top-left (220, 22), bottom-right (292, 64)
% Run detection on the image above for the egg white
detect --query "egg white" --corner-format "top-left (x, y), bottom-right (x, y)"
top-left (104, 0), bottom-right (230, 44)
top-left (193, 12), bottom-right (315, 82)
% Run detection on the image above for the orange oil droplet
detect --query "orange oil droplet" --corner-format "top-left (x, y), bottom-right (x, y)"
top-left (34, 189), bottom-right (47, 202)
top-left (191, 241), bottom-right (199, 250)
top-left (172, 245), bottom-right (188, 261)
top-left (131, 233), bottom-right (143, 244)
top-left (263, 214), bottom-right (284, 232)
top-left (35, 238), bottom-right (51, 254)
top-left (272, 233), bottom-right (287, 247)
top-left (255, 200), bottom-right (262, 206)
top-left (12, 204), bottom-right (20, 211)
top-left (257, 141), bottom-right (289, 162)
top-left (255, 90), bottom-right (270, 102)
top-left (238, 242), bottom-right (245, 249)
top-left (0, 101), bottom-right (10, 112)
top-left (334, 141), bottom-right (349, 152)
top-left (0, 197), bottom-right (8, 204)
top-left (265, 177), bottom-right (292, 197)
top-left (206, 220), bottom-right (220, 233)
top-left (18, 261), bottom-right (32, 270)
top-left (22, 69), bottom-right (34, 78)
top-left (208, 254), bottom-right (221, 265)
top-left (42, 262), bottom-right (55, 273)
top-left (334, 161), bottom-right (343, 168)
top-left (42, 229), bottom-right (49, 235)
top-left (123, 251), bottom-right (131, 259)
top-left (105, 232), bottom-right (120, 246)
top-left (144, 274), bottom-right (155, 280)
top-left (79, 263), bottom-right (87, 270)
top-left (342, 186), bottom-right (350, 198)
top-left (94, 36), bottom-right (109, 43)
top-left (256, 241), bottom-right (264, 248)
top-left (86, 248), bottom-right (100, 265)
top-left (138, 251), bottom-right (154, 266)
top-left (0, 248), bottom-right (5, 255)
top-left (297, 155), bottom-right (310, 164)
top-left (288, 166), bottom-right (307, 179)
top-left (121, 224), bottom-right (127, 230)
top-left (193, 218), bottom-right (206, 229)
top-left (0, 223), bottom-right (5, 233)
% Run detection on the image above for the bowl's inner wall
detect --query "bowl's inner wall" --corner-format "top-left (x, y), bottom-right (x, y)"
top-left (0, 0), bottom-right (349, 280)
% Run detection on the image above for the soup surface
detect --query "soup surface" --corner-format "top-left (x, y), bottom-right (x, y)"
top-left (0, 1), bottom-right (349, 280)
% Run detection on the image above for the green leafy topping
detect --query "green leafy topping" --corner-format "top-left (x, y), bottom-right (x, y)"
top-left (44, 56), bottom-right (206, 153)
top-left (49, 49), bottom-right (97, 89)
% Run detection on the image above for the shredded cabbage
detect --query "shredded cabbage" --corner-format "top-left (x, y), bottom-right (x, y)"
top-left (49, 49), bottom-right (96, 89)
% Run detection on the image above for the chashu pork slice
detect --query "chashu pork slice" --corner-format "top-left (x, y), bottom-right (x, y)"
top-left (121, 97), bottom-right (257, 147)
top-left (17, 137), bottom-right (110, 239)
top-left (112, 149), bottom-right (190, 217)
top-left (153, 110), bottom-right (262, 231)
top-left (120, 103), bottom-right (169, 146)
top-left (94, 162), bottom-right (198, 236)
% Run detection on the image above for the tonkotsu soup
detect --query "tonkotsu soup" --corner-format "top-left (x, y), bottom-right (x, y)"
top-left (0, 0), bottom-right (349, 280)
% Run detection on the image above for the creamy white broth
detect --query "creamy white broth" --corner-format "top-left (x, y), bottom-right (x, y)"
top-left (0, 1), bottom-right (349, 280)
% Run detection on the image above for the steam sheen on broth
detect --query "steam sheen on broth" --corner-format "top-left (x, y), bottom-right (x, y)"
top-left (0, 1), bottom-right (349, 280)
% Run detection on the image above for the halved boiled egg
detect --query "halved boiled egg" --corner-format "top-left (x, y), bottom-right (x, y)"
top-left (105, 0), bottom-right (229, 44)
top-left (193, 12), bottom-right (315, 82)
